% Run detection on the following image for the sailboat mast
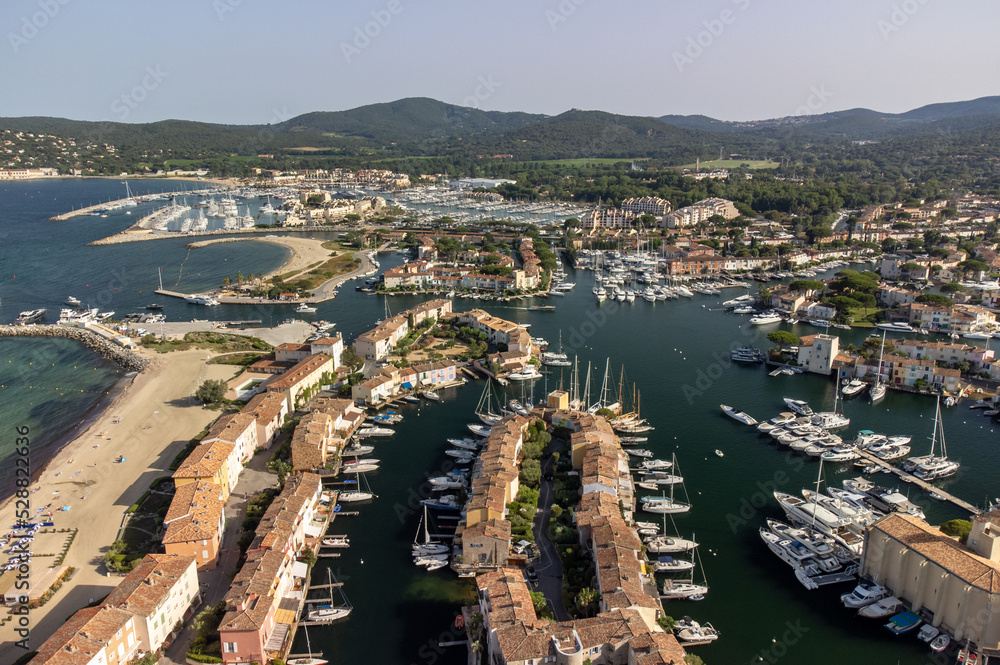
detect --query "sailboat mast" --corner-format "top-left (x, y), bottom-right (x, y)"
top-left (572, 356), bottom-right (579, 408)
top-left (584, 362), bottom-right (592, 411)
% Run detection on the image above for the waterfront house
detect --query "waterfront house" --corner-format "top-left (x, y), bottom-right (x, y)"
top-left (862, 512), bottom-right (1000, 655)
top-left (203, 412), bottom-right (259, 464)
top-left (289, 411), bottom-right (336, 471)
top-left (475, 569), bottom-right (685, 665)
top-left (796, 334), bottom-right (839, 375)
top-left (411, 360), bottom-right (457, 386)
top-left (173, 440), bottom-right (238, 499)
top-left (265, 353), bottom-right (334, 411)
top-left (102, 554), bottom-right (200, 654)
top-left (892, 338), bottom-right (994, 371)
top-left (461, 518), bottom-right (512, 567)
top-left (354, 314), bottom-right (409, 362)
top-left (29, 606), bottom-right (141, 665)
top-left (162, 481), bottom-right (226, 569)
top-left (241, 392), bottom-right (289, 450)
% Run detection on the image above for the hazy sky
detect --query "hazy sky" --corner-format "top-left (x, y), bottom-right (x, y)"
top-left (1, 0), bottom-right (997, 125)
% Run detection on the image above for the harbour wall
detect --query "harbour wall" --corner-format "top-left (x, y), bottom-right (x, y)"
top-left (0, 325), bottom-right (148, 372)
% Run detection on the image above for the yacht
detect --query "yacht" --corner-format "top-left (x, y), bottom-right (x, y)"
top-left (731, 346), bottom-right (765, 364)
top-left (783, 397), bottom-right (814, 416)
top-left (640, 497), bottom-right (691, 514)
top-left (652, 555), bottom-right (695, 573)
top-left (720, 404), bottom-right (757, 426)
top-left (875, 322), bottom-right (914, 332)
top-left (841, 379), bottom-right (867, 397)
top-left (858, 596), bottom-right (904, 619)
top-left (15, 309), bottom-right (46, 325)
top-left (841, 579), bottom-right (890, 609)
top-left (184, 295), bottom-right (220, 306)
top-left (645, 534), bottom-right (699, 554)
top-left (749, 312), bottom-right (783, 325)
top-left (674, 618), bottom-right (720, 644)
top-left (64, 296), bottom-right (81, 306)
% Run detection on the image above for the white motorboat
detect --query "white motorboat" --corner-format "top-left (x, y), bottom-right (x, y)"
top-left (65, 296), bottom-right (80, 306)
top-left (296, 303), bottom-right (317, 313)
top-left (627, 448), bottom-right (653, 458)
top-left (638, 473), bottom-right (684, 486)
top-left (841, 379), bottom-right (867, 397)
top-left (749, 312), bottom-right (783, 325)
top-left (428, 476), bottom-right (465, 489)
top-left (875, 322), bottom-right (914, 332)
top-left (720, 404), bottom-right (758, 425)
top-left (675, 618), bottom-right (720, 644)
top-left (859, 596), bottom-right (903, 618)
top-left (639, 458), bottom-right (672, 471)
top-left (467, 423), bottom-right (492, 438)
top-left (661, 579), bottom-right (709, 599)
top-left (783, 397), bottom-right (814, 416)
top-left (841, 579), bottom-right (890, 609)
top-left (355, 427), bottom-right (393, 438)
top-left (508, 369), bottom-right (542, 381)
top-left (422, 390), bottom-right (441, 401)
top-left (342, 445), bottom-right (374, 456)
top-left (321, 535), bottom-right (350, 548)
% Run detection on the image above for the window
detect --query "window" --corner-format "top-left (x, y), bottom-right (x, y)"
top-left (223, 643), bottom-right (238, 653)
top-left (202, 540), bottom-right (208, 546)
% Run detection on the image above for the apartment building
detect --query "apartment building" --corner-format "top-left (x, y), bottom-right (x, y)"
top-left (663, 197), bottom-right (739, 228)
top-left (265, 353), bottom-right (335, 412)
top-left (162, 481), bottom-right (227, 569)
top-left (102, 554), bottom-right (200, 653)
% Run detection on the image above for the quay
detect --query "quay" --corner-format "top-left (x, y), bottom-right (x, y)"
top-left (48, 189), bottom-right (217, 221)
top-left (854, 449), bottom-right (979, 514)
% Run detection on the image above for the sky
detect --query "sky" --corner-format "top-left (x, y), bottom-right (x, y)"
top-left (1, 0), bottom-right (998, 125)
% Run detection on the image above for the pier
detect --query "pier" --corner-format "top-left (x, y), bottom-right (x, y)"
top-left (48, 189), bottom-right (215, 221)
top-left (854, 449), bottom-right (979, 514)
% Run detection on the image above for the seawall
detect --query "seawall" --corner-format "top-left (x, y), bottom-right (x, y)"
top-left (0, 325), bottom-right (148, 372)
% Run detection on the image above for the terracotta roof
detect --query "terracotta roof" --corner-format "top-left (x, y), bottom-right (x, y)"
top-left (32, 606), bottom-right (134, 665)
top-left (173, 440), bottom-right (235, 480)
top-left (103, 554), bottom-right (197, 617)
top-left (205, 412), bottom-right (256, 444)
top-left (267, 353), bottom-right (333, 392)
top-left (873, 513), bottom-right (1000, 592)
top-left (163, 481), bottom-right (225, 544)
top-left (243, 391), bottom-right (287, 424)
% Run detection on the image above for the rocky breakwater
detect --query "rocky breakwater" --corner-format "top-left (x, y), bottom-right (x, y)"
top-left (0, 325), bottom-right (148, 372)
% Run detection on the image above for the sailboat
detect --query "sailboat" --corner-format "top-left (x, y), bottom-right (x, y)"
top-left (287, 625), bottom-right (328, 665)
top-left (413, 505), bottom-right (450, 559)
top-left (337, 473), bottom-right (375, 502)
top-left (870, 330), bottom-right (887, 403)
top-left (640, 454), bottom-right (691, 514)
top-left (812, 385), bottom-right (850, 429)
top-left (475, 381), bottom-right (504, 425)
top-left (542, 331), bottom-right (572, 367)
top-left (305, 569), bottom-right (352, 622)
top-left (901, 397), bottom-right (960, 480)
top-left (660, 535), bottom-right (709, 599)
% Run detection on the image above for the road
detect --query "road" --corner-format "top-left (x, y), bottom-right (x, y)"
top-left (531, 454), bottom-right (570, 621)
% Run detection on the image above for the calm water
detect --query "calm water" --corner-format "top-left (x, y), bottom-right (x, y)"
top-left (3, 180), bottom-right (995, 664)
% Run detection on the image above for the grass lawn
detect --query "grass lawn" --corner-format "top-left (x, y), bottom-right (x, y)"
top-left (848, 306), bottom-right (883, 327)
top-left (287, 252), bottom-right (359, 290)
top-left (677, 159), bottom-right (781, 170)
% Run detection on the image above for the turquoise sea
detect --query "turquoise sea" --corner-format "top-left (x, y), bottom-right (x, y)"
top-left (2, 179), bottom-right (996, 664)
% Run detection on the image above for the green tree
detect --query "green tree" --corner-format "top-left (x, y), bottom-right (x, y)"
top-left (940, 282), bottom-right (968, 294)
top-left (195, 379), bottom-right (227, 404)
top-left (520, 459), bottom-right (542, 486)
top-left (915, 293), bottom-right (954, 307)
top-left (342, 346), bottom-right (361, 368)
top-left (940, 519), bottom-right (973, 542)
top-left (575, 587), bottom-right (599, 617)
top-left (788, 280), bottom-right (825, 293)
top-left (767, 331), bottom-right (800, 348)
top-left (529, 591), bottom-right (550, 617)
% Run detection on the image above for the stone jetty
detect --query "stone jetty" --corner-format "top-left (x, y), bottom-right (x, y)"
top-left (0, 325), bottom-right (148, 372)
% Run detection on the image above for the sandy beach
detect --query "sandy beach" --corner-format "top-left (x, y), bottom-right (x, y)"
top-left (0, 348), bottom-right (237, 662)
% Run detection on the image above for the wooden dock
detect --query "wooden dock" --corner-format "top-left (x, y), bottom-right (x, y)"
top-left (855, 450), bottom-right (979, 514)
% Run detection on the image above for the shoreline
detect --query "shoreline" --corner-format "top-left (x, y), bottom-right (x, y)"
top-left (0, 370), bottom-right (137, 503)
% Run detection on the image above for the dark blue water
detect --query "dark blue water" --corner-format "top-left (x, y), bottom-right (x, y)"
top-left (2, 180), bottom-right (991, 664)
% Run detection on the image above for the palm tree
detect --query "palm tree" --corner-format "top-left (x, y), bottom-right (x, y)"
top-left (235, 272), bottom-right (244, 287)
top-left (257, 272), bottom-right (264, 285)
top-left (222, 276), bottom-right (231, 289)
top-left (575, 587), bottom-right (598, 617)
